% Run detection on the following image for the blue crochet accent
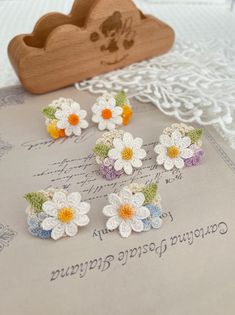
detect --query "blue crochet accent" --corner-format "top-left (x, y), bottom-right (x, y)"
top-left (142, 204), bottom-right (163, 232)
top-left (27, 213), bottom-right (51, 239)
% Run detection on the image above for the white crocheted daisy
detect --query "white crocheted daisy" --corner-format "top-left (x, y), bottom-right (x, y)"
top-left (92, 94), bottom-right (123, 131)
top-left (55, 99), bottom-right (88, 136)
top-left (103, 188), bottom-right (150, 238)
top-left (108, 132), bottom-right (146, 175)
top-left (154, 130), bottom-right (193, 170)
top-left (41, 191), bottom-right (90, 240)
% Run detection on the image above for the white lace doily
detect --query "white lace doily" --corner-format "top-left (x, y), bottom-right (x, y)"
top-left (76, 37), bottom-right (235, 149)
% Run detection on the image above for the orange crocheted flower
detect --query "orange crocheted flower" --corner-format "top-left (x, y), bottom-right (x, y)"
top-left (122, 105), bottom-right (133, 125)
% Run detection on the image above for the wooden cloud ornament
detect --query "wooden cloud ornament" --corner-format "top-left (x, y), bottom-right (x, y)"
top-left (8, 0), bottom-right (175, 94)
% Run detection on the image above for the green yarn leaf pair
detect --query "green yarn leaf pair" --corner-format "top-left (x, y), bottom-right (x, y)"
top-left (142, 183), bottom-right (158, 205)
top-left (93, 143), bottom-right (110, 159)
top-left (115, 91), bottom-right (127, 107)
top-left (24, 192), bottom-right (48, 213)
top-left (186, 128), bottom-right (203, 144)
top-left (42, 106), bottom-right (57, 120)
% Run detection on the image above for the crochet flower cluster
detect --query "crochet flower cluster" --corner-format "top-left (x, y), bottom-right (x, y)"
top-left (24, 188), bottom-right (90, 240)
top-left (102, 183), bottom-right (163, 238)
top-left (93, 130), bottom-right (146, 179)
top-left (92, 91), bottom-right (133, 131)
top-left (155, 123), bottom-right (204, 171)
top-left (42, 98), bottom-right (89, 139)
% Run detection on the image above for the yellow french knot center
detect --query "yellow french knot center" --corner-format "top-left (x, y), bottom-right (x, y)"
top-left (167, 146), bottom-right (180, 158)
top-left (58, 207), bottom-right (74, 223)
top-left (121, 147), bottom-right (133, 160)
top-left (118, 204), bottom-right (135, 220)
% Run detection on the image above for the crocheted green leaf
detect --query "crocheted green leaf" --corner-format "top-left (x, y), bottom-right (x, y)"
top-left (42, 106), bottom-right (57, 119)
top-left (142, 183), bottom-right (158, 205)
top-left (187, 128), bottom-right (203, 144)
top-left (24, 192), bottom-right (48, 213)
top-left (115, 91), bottom-right (127, 107)
top-left (93, 143), bottom-right (110, 158)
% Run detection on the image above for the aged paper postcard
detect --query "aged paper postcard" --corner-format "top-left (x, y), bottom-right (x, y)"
top-left (0, 86), bottom-right (235, 315)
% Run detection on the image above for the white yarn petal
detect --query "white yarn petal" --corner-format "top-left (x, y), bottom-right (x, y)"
top-left (131, 159), bottom-right (142, 168)
top-left (119, 221), bottom-right (132, 238)
top-left (151, 217), bottom-right (163, 229)
top-left (98, 120), bottom-right (107, 131)
top-left (76, 215), bottom-right (90, 226)
top-left (154, 144), bottom-right (166, 155)
top-left (174, 157), bottom-right (185, 169)
top-left (124, 163), bottom-right (133, 175)
top-left (135, 206), bottom-right (150, 219)
top-left (172, 130), bottom-right (182, 144)
top-left (181, 148), bottom-right (194, 159)
top-left (42, 201), bottom-right (57, 217)
top-left (103, 205), bottom-right (118, 217)
top-left (130, 218), bottom-right (144, 232)
top-left (65, 126), bottom-right (73, 136)
top-left (119, 188), bottom-right (132, 202)
top-left (108, 148), bottom-right (121, 160)
top-left (53, 191), bottom-right (67, 208)
top-left (157, 153), bottom-right (167, 165)
top-left (107, 121), bottom-right (116, 130)
top-left (113, 138), bottom-right (124, 150)
top-left (71, 102), bottom-right (80, 112)
top-left (79, 119), bottom-right (89, 129)
top-left (133, 137), bottom-right (143, 149)
top-left (55, 110), bottom-right (66, 120)
top-left (164, 157), bottom-right (174, 170)
top-left (131, 192), bottom-right (145, 207)
top-left (112, 116), bottom-right (122, 125)
top-left (57, 119), bottom-right (68, 129)
top-left (67, 192), bottom-right (81, 208)
top-left (114, 159), bottom-right (124, 171)
top-left (41, 217), bottom-right (58, 231)
top-left (106, 216), bottom-right (121, 230)
top-left (123, 132), bottom-right (134, 147)
top-left (108, 193), bottom-right (121, 206)
top-left (92, 115), bottom-right (100, 123)
top-left (51, 223), bottom-right (65, 240)
top-left (78, 110), bottom-right (87, 119)
top-left (113, 106), bottom-right (123, 116)
top-left (73, 125), bottom-right (82, 136)
top-left (134, 149), bottom-right (146, 159)
top-left (65, 222), bottom-right (78, 237)
top-left (159, 134), bottom-right (173, 147)
top-left (179, 136), bottom-right (191, 149)
top-left (77, 202), bottom-right (90, 215)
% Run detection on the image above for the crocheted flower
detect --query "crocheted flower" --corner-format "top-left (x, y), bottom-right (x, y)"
top-left (43, 98), bottom-right (88, 138)
top-left (99, 158), bottom-right (123, 180)
top-left (108, 132), bottom-right (147, 175)
top-left (55, 100), bottom-right (88, 136)
top-left (41, 191), bottom-right (90, 240)
top-left (103, 188), bottom-right (150, 238)
top-left (92, 93), bottom-right (123, 131)
top-left (155, 130), bottom-right (193, 170)
top-left (142, 204), bottom-right (163, 232)
top-left (184, 144), bottom-right (204, 167)
top-left (27, 212), bottom-right (52, 239)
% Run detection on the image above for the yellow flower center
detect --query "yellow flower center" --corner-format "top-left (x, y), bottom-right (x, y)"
top-left (118, 204), bottom-right (135, 220)
top-left (167, 146), bottom-right (180, 158)
top-left (101, 108), bottom-right (112, 120)
top-left (58, 207), bottom-right (74, 223)
top-left (121, 147), bottom-right (133, 160)
top-left (68, 114), bottom-right (80, 126)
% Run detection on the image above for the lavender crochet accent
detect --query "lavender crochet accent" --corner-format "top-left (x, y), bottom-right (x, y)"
top-left (99, 158), bottom-right (123, 180)
top-left (184, 145), bottom-right (204, 167)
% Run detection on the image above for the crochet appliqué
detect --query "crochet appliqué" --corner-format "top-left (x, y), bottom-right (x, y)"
top-left (76, 38), bottom-right (235, 149)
